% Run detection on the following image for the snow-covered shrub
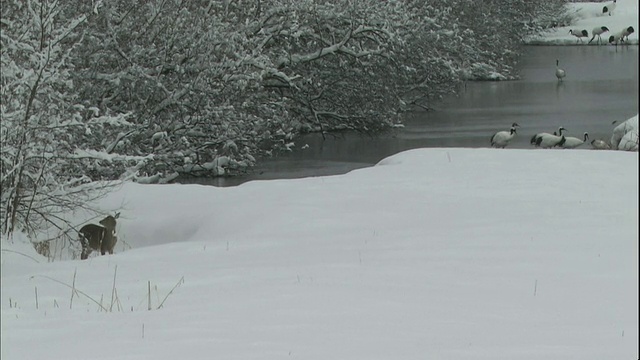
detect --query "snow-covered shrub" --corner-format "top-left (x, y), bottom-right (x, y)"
top-left (3, 0), bottom-right (570, 190)
top-left (0, 1), bottom-right (129, 245)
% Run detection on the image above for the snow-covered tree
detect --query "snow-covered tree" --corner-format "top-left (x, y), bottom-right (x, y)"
top-left (3, 0), bottom-right (570, 192)
top-left (0, 0), bottom-right (132, 244)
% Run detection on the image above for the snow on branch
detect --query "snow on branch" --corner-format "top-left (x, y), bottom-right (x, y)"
top-left (71, 149), bottom-right (154, 163)
top-left (277, 25), bottom-right (389, 68)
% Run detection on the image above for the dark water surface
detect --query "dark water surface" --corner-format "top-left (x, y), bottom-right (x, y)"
top-left (185, 45), bottom-right (639, 187)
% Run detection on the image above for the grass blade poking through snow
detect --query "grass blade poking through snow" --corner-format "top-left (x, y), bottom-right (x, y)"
top-left (156, 277), bottom-right (184, 310)
top-left (31, 272), bottom-right (109, 312)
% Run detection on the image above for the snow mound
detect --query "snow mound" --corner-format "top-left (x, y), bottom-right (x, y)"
top-left (611, 114), bottom-right (639, 151)
top-left (1, 148), bottom-right (638, 359)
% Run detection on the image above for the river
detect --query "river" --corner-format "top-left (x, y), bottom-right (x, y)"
top-left (185, 45), bottom-right (639, 187)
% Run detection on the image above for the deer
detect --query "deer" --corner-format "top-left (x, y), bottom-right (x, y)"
top-left (78, 213), bottom-right (120, 260)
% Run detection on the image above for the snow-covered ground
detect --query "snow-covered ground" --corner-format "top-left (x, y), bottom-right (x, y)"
top-left (525, 0), bottom-right (638, 45)
top-left (2, 2), bottom-right (639, 360)
top-left (2, 147), bottom-right (638, 360)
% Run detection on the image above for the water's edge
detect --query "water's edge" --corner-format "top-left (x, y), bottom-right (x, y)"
top-left (181, 45), bottom-right (639, 187)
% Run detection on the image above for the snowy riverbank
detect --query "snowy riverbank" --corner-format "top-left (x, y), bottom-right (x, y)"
top-left (2, 147), bottom-right (638, 359)
top-left (525, 1), bottom-right (638, 45)
top-left (1, 1), bottom-right (638, 358)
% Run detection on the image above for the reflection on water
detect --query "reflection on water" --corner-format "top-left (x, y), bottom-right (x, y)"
top-left (184, 46), bottom-right (639, 187)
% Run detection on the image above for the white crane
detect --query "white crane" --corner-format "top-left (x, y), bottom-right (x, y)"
top-left (531, 126), bottom-right (566, 146)
top-left (607, 29), bottom-right (631, 51)
top-left (569, 29), bottom-right (589, 43)
top-left (610, 27), bottom-right (635, 48)
top-left (602, 0), bottom-right (616, 16)
top-left (490, 123), bottom-right (520, 148)
top-left (588, 26), bottom-right (610, 44)
top-left (561, 132), bottom-right (589, 149)
top-left (537, 135), bottom-right (565, 148)
top-left (620, 26), bottom-right (635, 42)
top-left (555, 59), bottom-right (566, 81)
top-left (608, 32), bottom-right (622, 47)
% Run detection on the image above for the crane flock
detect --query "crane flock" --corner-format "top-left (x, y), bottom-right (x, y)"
top-left (490, 125), bottom-right (611, 150)
top-left (486, 1), bottom-right (633, 151)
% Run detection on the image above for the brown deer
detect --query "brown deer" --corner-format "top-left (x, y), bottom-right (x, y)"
top-left (78, 213), bottom-right (120, 260)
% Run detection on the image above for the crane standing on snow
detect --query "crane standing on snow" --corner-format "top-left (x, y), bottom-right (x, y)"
top-left (561, 133), bottom-right (589, 149)
top-left (588, 26), bottom-right (610, 44)
top-left (620, 26), bottom-right (635, 42)
top-left (569, 29), bottom-right (589, 43)
top-left (608, 27), bottom-right (634, 49)
top-left (490, 123), bottom-right (520, 149)
top-left (531, 127), bottom-right (566, 147)
top-left (602, 0), bottom-right (616, 16)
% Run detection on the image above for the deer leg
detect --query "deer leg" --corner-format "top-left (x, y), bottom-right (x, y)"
top-left (109, 235), bottom-right (117, 255)
top-left (79, 233), bottom-right (90, 260)
top-left (101, 233), bottom-right (113, 256)
top-left (81, 246), bottom-right (91, 260)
